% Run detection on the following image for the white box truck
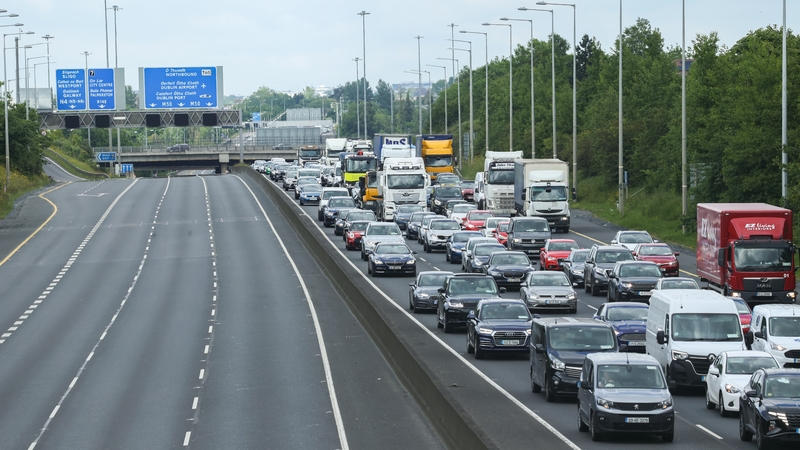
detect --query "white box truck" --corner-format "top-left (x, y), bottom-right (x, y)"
top-left (324, 138), bottom-right (348, 165)
top-left (475, 151), bottom-right (523, 215)
top-left (375, 157), bottom-right (429, 221)
top-left (513, 159), bottom-right (571, 233)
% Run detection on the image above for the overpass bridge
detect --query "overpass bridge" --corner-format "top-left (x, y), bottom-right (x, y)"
top-left (93, 145), bottom-right (297, 172)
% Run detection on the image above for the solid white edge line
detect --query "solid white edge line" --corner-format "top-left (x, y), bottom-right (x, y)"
top-left (695, 424), bottom-right (723, 439)
top-left (234, 176), bottom-right (349, 450)
top-left (264, 174), bottom-right (581, 450)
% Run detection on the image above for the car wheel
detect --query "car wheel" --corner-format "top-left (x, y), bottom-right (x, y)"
top-left (531, 367), bottom-right (541, 393)
top-left (584, 275), bottom-right (591, 293)
top-left (446, 250), bottom-right (450, 262)
top-left (474, 341), bottom-right (484, 359)
top-left (545, 376), bottom-right (556, 402)
top-left (425, 242), bottom-right (431, 253)
top-left (361, 250), bottom-right (366, 261)
top-left (705, 388), bottom-right (716, 409)
top-left (409, 295), bottom-right (414, 311)
top-left (466, 333), bottom-right (475, 354)
top-left (589, 412), bottom-right (603, 442)
top-left (318, 211), bottom-right (323, 221)
top-left (739, 412), bottom-right (753, 441)
top-left (367, 263), bottom-right (372, 275)
top-left (719, 393), bottom-right (728, 417)
top-left (443, 320), bottom-right (453, 334)
top-left (437, 312), bottom-right (444, 328)
top-left (538, 262), bottom-right (544, 271)
top-left (299, 200), bottom-right (304, 206)
top-left (756, 419), bottom-right (769, 450)
top-left (591, 279), bottom-right (600, 297)
top-left (577, 403), bottom-right (589, 432)
top-left (607, 286), bottom-right (612, 302)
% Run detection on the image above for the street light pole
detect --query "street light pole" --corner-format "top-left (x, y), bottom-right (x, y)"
top-left (358, 11), bottom-right (370, 138)
top-left (414, 36), bottom-right (423, 135)
top-left (618, 0), bottom-right (624, 214)
top-left (110, 5), bottom-right (122, 69)
top-left (25, 54), bottom-right (47, 119)
top-left (502, 18), bottom-right (534, 157)
top-left (450, 39), bottom-right (474, 163)
top-left (438, 57), bottom-right (462, 169)
top-left (426, 64), bottom-right (447, 133)
top-left (781, 0), bottom-right (787, 200)
top-left (104, 0), bottom-right (110, 67)
top-left (423, 70), bottom-right (432, 133)
top-left (682, 0), bottom-right (687, 228)
top-left (353, 57), bottom-right (360, 138)
top-left (483, 23), bottom-right (513, 151)
top-left (460, 30), bottom-right (489, 155)
top-left (41, 34), bottom-right (54, 105)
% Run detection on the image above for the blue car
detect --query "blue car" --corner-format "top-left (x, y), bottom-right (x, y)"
top-left (593, 302), bottom-right (649, 353)
top-left (466, 299), bottom-right (532, 359)
top-left (298, 184), bottom-right (323, 205)
top-left (394, 204), bottom-right (425, 230)
top-left (446, 231), bottom-right (483, 264)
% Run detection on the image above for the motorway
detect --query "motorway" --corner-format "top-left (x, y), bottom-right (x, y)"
top-left (0, 168), bottom-right (788, 449)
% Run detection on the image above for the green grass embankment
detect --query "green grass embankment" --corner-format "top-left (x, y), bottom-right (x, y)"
top-left (0, 172), bottom-right (52, 219)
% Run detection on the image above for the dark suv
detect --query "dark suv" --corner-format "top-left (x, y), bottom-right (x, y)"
top-left (506, 217), bottom-right (551, 258)
top-left (606, 261), bottom-right (662, 303)
top-left (739, 368), bottom-right (800, 448)
top-left (430, 185), bottom-right (463, 215)
top-left (436, 274), bottom-right (506, 333)
top-left (583, 245), bottom-right (634, 296)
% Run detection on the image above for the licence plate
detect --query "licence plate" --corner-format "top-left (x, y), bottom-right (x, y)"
top-left (639, 291), bottom-right (652, 296)
top-left (756, 292), bottom-right (772, 297)
top-left (545, 300), bottom-right (562, 305)
top-left (628, 341), bottom-right (646, 346)
top-left (389, 266), bottom-right (401, 270)
top-left (500, 340), bottom-right (520, 346)
top-left (508, 278), bottom-right (521, 282)
top-left (625, 417), bottom-right (649, 424)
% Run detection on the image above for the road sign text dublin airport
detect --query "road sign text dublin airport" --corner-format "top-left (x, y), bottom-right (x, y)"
top-left (143, 67), bottom-right (218, 109)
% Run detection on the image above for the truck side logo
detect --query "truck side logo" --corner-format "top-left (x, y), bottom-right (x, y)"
top-left (699, 218), bottom-right (718, 246)
top-left (744, 222), bottom-right (776, 231)
top-left (385, 138), bottom-right (407, 145)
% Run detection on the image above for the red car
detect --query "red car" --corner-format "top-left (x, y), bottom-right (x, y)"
top-left (491, 222), bottom-right (510, 246)
top-left (460, 180), bottom-right (476, 202)
top-left (731, 297), bottom-right (753, 338)
top-left (461, 210), bottom-right (495, 231)
top-left (345, 221), bottom-right (371, 251)
top-left (539, 239), bottom-right (579, 271)
top-left (631, 243), bottom-right (680, 277)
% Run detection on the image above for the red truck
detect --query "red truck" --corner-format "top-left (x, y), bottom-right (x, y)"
top-left (697, 203), bottom-right (797, 306)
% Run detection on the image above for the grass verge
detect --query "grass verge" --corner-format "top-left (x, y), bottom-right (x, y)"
top-left (46, 148), bottom-right (109, 177)
top-left (0, 172), bottom-right (52, 219)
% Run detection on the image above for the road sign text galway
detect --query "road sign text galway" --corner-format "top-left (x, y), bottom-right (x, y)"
top-left (142, 67), bottom-right (218, 109)
top-left (56, 69), bottom-right (86, 111)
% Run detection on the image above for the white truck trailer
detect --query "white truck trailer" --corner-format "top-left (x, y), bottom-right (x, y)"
top-left (513, 159), bottom-right (571, 233)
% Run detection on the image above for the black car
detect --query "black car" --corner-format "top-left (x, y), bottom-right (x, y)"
top-left (739, 368), bottom-right (800, 448)
top-left (466, 299), bottom-right (532, 359)
top-left (430, 185), bottom-right (463, 214)
top-left (334, 210), bottom-right (351, 236)
top-left (583, 245), bottom-right (635, 296)
top-left (271, 162), bottom-right (290, 181)
top-left (394, 204), bottom-right (425, 230)
top-left (482, 251), bottom-right (534, 290)
top-left (437, 274), bottom-right (506, 333)
top-left (506, 217), bottom-right (551, 258)
top-left (408, 271), bottom-right (454, 313)
top-left (406, 212), bottom-right (436, 241)
top-left (607, 260), bottom-right (662, 303)
top-left (465, 242), bottom-right (506, 273)
top-left (341, 210), bottom-right (376, 239)
top-left (323, 197), bottom-right (356, 227)
top-left (563, 249), bottom-right (590, 288)
top-left (368, 243), bottom-right (417, 277)
top-left (445, 231), bottom-right (483, 264)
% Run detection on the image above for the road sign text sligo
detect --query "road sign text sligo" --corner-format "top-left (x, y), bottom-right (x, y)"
top-left (56, 69), bottom-right (86, 111)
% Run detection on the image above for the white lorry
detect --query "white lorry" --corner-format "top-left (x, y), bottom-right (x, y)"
top-left (375, 157), bottom-right (429, 221)
top-left (513, 159), bottom-right (572, 233)
top-left (324, 138), bottom-right (348, 165)
top-left (475, 151), bottom-right (523, 215)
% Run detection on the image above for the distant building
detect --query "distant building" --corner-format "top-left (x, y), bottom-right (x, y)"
top-left (673, 58), bottom-right (694, 74)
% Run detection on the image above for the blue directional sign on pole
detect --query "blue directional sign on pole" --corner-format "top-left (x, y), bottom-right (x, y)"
top-left (96, 152), bottom-right (117, 162)
top-left (56, 69), bottom-right (87, 111)
top-left (120, 163), bottom-right (133, 174)
top-left (141, 67), bottom-right (220, 109)
top-left (88, 68), bottom-right (116, 110)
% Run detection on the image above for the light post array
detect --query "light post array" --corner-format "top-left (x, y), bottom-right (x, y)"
top-left (501, 17), bottom-right (534, 156)
top-left (3, 25), bottom-right (30, 193)
top-left (449, 40), bottom-right (474, 162)
top-left (483, 22), bottom-right (513, 151)
top-left (426, 64), bottom-right (447, 134)
top-left (437, 56), bottom-right (462, 169)
top-left (460, 29), bottom-right (489, 155)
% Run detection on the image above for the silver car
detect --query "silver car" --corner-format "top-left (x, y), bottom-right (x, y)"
top-left (520, 271), bottom-right (577, 314)
top-left (424, 219), bottom-right (461, 253)
top-left (361, 222), bottom-right (404, 261)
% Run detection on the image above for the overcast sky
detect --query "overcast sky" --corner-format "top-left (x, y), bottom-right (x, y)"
top-left (9, 1), bottom-right (796, 97)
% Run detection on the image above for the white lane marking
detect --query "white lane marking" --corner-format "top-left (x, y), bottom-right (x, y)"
top-left (580, 301), bottom-right (598, 312)
top-left (270, 176), bottom-right (579, 450)
top-left (696, 424), bottom-right (723, 439)
top-left (183, 432), bottom-right (191, 447)
top-left (235, 176), bottom-right (349, 450)
top-left (27, 178), bottom-right (162, 450)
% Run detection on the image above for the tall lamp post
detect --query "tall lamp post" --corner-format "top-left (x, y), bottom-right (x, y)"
top-left (537, 1), bottom-right (576, 187)
top-left (483, 22), bottom-right (513, 151)
top-left (25, 53), bottom-right (47, 119)
top-left (41, 34), bottom-right (54, 105)
top-left (426, 64), bottom-right (447, 134)
top-left (519, 8), bottom-right (555, 158)
top-left (414, 36), bottom-right (424, 135)
top-left (353, 57), bottom-right (360, 138)
top-left (618, 0), bottom-right (624, 214)
top-left (3, 25), bottom-right (29, 193)
top-left (449, 40), bottom-right (473, 163)
top-left (423, 70), bottom-right (432, 133)
top-left (437, 56), bottom-right (461, 169)
top-left (682, 0), bottom-right (688, 228)
top-left (781, 0), bottom-right (788, 201)
top-left (109, 5), bottom-right (122, 69)
top-left (358, 10), bottom-right (370, 138)
top-left (501, 17), bottom-right (534, 157)
top-left (460, 30), bottom-right (489, 155)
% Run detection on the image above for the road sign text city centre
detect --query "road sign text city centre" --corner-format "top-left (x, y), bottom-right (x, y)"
top-left (88, 68), bottom-right (115, 110)
top-left (141, 67), bottom-right (221, 109)
top-left (56, 68), bottom-right (123, 111)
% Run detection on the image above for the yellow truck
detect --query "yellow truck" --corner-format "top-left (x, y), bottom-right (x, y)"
top-left (415, 135), bottom-right (455, 181)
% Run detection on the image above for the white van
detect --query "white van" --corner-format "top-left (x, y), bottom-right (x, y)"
top-left (750, 304), bottom-right (800, 368)
top-left (646, 290), bottom-right (747, 388)
top-left (317, 187), bottom-right (350, 221)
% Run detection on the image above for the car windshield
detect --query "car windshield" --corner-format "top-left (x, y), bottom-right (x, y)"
top-left (348, 212), bottom-right (375, 221)
top-left (548, 241), bottom-right (579, 252)
top-left (338, 212), bottom-right (351, 221)
top-left (387, 174), bottom-right (426, 189)
top-left (461, 181), bottom-right (476, 189)
top-left (345, 158), bottom-right (378, 172)
top-left (475, 245), bottom-right (505, 256)
top-left (514, 220), bottom-right (549, 232)
top-left (286, 168), bottom-right (299, 176)
top-left (299, 149), bottom-right (322, 157)
top-left (618, 264), bottom-right (662, 278)
top-left (350, 222), bottom-right (369, 231)
top-left (453, 233), bottom-right (481, 243)
top-left (376, 244), bottom-right (411, 255)
top-left (467, 239), bottom-right (497, 250)
top-left (297, 178), bottom-right (317, 185)
top-left (438, 175), bottom-right (460, 183)
top-left (328, 198), bottom-right (355, 208)
top-left (726, 357), bottom-right (778, 375)
top-left (638, 245), bottom-right (674, 256)
top-left (570, 250), bottom-right (590, 262)
top-left (436, 187), bottom-right (462, 197)
top-left (425, 156), bottom-right (453, 167)
top-left (430, 221), bottom-right (460, 230)
top-left (323, 190), bottom-right (348, 200)
top-left (490, 254), bottom-right (531, 266)
top-left (410, 212), bottom-right (434, 223)
top-left (453, 204), bottom-right (476, 213)
top-left (618, 233), bottom-right (652, 244)
top-left (422, 216), bottom-right (437, 227)
top-left (418, 273), bottom-right (451, 287)
top-left (275, 163), bottom-right (289, 171)
top-left (468, 212), bottom-right (493, 221)
top-left (530, 185), bottom-right (567, 201)
top-left (659, 280), bottom-right (699, 289)
top-left (527, 273), bottom-right (570, 286)
top-left (548, 327), bottom-right (615, 351)
top-left (368, 225), bottom-right (401, 236)
top-left (397, 205), bottom-right (424, 214)
top-left (497, 223), bottom-right (510, 232)
top-left (606, 306), bottom-right (649, 321)
top-left (596, 251), bottom-right (634, 263)
top-left (480, 303), bottom-right (531, 320)
top-left (769, 317), bottom-right (800, 337)
top-left (732, 299), bottom-right (751, 314)
top-left (671, 314), bottom-right (742, 341)
top-left (301, 184), bottom-right (323, 192)
top-left (597, 365), bottom-right (666, 389)
top-left (298, 170), bottom-right (320, 178)
top-left (448, 278), bottom-right (498, 295)
top-left (734, 245), bottom-right (794, 272)
top-left (764, 376), bottom-right (800, 398)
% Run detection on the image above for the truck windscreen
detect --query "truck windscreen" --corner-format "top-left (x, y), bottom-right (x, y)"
top-left (529, 186), bottom-right (568, 202)
top-left (734, 244), bottom-right (793, 272)
top-left (300, 149), bottom-right (322, 157)
top-left (425, 156), bottom-right (452, 167)
top-left (346, 158), bottom-right (378, 172)
top-left (487, 169), bottom-right (514, 184)
top-left (387, 174), bottom-right (425, 190)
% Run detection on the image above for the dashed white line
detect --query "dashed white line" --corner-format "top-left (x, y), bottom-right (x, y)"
top-left (696, 424), bottom-right (723, 439)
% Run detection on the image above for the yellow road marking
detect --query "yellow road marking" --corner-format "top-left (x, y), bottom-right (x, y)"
top-left (0, 182), bottom-right (71, 267)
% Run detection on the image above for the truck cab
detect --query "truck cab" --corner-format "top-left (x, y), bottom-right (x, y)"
top-left (342, 153), bottom-right (379, 192)
top-left (480, 151), bottom-right (522, 214)
top-left (375, 158), bottom-right (429, 221)
top-left (416, 135), bottom-right (454, 181)
top-left (514, 159), bottom-right (573, 233)
top-left (296, 145), bottom-right (322, 166)
top-left (358, 170), bottom-right (380, 214)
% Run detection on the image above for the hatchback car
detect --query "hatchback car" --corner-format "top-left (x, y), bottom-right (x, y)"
top-left (539, 239), bottom-right (579, 271)
top-left (520, 271), bottom-right (577, 314)
top-left (462, 237), bottom-right (503, 272)
top-left (593, 302), bottom-right (649, 352)
top-left (482, 217), bottom-right (510, 238)
top-left (705, 351), bottom-right (779, 416)
top-left (460, 180), bottom-right (476, 202)
top-left (361, 222), bottom-right (404, 260)
top-left (450, 203), bottom-right (478, 222)
top-left (466, 299), bottom-right (532, 359)
top-left (394, 204), bottom-right (425, 230)
top-left (482, 251), bottom-right (534, 290)
top-left (345, 220), bottom-right (370, 251)
top-left (563, 249), bottom-right (590, 288)
top-left (611, 230), bottom-right (655, 251)
top-left (368, 243), bottom-right (417, 277)
top-left (297, 182), bottom-right (323, 206)
top-left (491, 221), bottom-right (510, 246)
top-left (461, 210), bottom-right (494, 231)
top-left (465, 243), bottom-right (507, 273)
top-left (408, 271), bottom-right (454, 312)
top-left (632, 243), bottom-right (680, 277)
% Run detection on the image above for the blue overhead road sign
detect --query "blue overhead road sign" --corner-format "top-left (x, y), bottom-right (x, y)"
top-left (142, 67), bottom-right (219, 109)
top-left (56, 69), bottom-right (86, 111)
top-left (96, 152), bottom-right (117, 162)
top-left (88, 68), bottom-right (116, 110)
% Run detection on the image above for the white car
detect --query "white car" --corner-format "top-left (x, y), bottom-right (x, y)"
top-left (482, 217), bottom-right (510, 237)
top-left (449, 203), bottom-right (476, 222)
top-left (750, 304), bottom-right (800, 368)
top-left (611, 230), bottom-right (655, 251)
top-left (653, 277), bottom-right (699, 290)
top-left (705, 350), bottom-right (779, 416)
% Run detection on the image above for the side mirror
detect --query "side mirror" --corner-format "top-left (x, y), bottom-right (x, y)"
top-left (409, 283), bottom-right (415, 287)
top-left (674, 252), bottom-right (680, 257)
top-left (438, 287), bottom-right (445, 294)
top-left (521, 190), bottom-right (526, 201)
top-left (611, 240), bottom-right (618, 245)
top-left (467, 311), bottom-right (476, 320)
top-left (718, 248), bottom-right (728, 268)
top-left (412, 250), bottom-right (418, 255)
top-left (592, 315), bottom-right (602, 321)
top-left (654, 239), bottom-right (660, 243)
top-left (745, 389), bottom-right (758, 398)
top-left (656, 330), bottom-right (667, 345)
top-left (499, 287), bottom-right (507, 293)
top-left (754, 331), bottom-right (764, 339)
top-left (534, 343), bottom-right (546, 354)
top-left (669, 380), bottom-right (677, 390)
top-left (745, 332), bottom-right (754, 346)
top-left (708, 366), bottom-right (720, 376)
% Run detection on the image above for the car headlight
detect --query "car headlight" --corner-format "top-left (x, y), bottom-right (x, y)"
top-left (657, 397), bottom-right (673, 409)
top-left (546, 256), bottom-right (557, 261)
top-left (478, 327), bottom-right (493, 334)
top-left (513, 238), bottom-right (522, 243)
top-left (417, 293), bottom-right (429, 299)
top-left (672, 350), bottom-right (689, 361)
top-left (474, 260), bottom-right (483, 266)
top-left (372, 259), bottom-right (384, 265)
top-left (448, 301), bottom-right (464, 308)
top-left (434, 200), bottom-right (442, 205)
top-left (566, 292), bottom-right (577, 300)
top-left (597, 397), bottom-right (614, 410)
top-left (571, 266), bottom-right (583, 274)
top-left (667, 261), bottom-right (678, 266)
top-left (326, 211), bottom-right (335, 217)
top-left (528, 293), bottom-right (540, 300)
top-left (724, 384), bottom-right (740, 394)
top-left (622, 282), bottom-right (633, 289)
top-left (488, 270), bottom-right (501, 276)
top-left (405, 260), bottom-right (415, 265)
top-left (550, 357), bottom-right (565, 371)
top-left (770, 342), bottom-right (788, 351)
top-left (594, 267), bottom-right (607, 276)
top-left (524, 329), bottom-right (532, 335)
